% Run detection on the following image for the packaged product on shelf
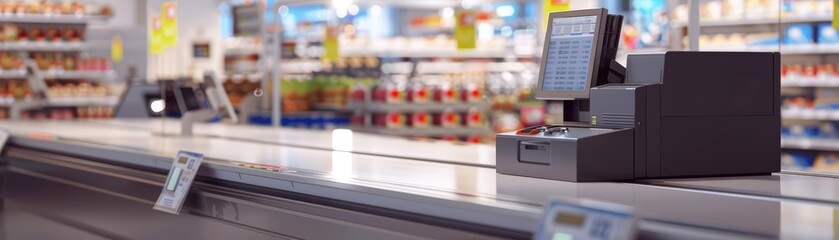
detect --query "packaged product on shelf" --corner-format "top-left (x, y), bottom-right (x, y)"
top-left (0, 108), bottom-right (7, 119)
top-left (408, 112), bottom-right (431, 128)
top-left (63, 28), bottom-right (81, 42)
top-left (372, 84), bottom-right (404, 103)
top-left (1, 23), bottom-right (17, 41)
top-left (816, 23), bottom-right (839, 45)
top-left (462, 108), bottom-right (485, 128)
top-left (373, 112), bottom-right (405, 128)
top-left (813, 154), bottom-right (839, 172)
top-left (27, 27), bottom-right (44, 41)
top-left (784, 24), bottom-right (815, 45)
top-left (460, 84), bottom-right (483, 103)
top-left (433, 84), bottom-right (459, 103)
top-left (280, 79), bottom-right (311, 112)
top-left (434, 110), bottom-right (461, 128)
top-left (407, 83), bottom-right (429, 103)
top-left (781, 152), bottom-right (816, 169)
top-left (464, 136), bottom-right (482, 143)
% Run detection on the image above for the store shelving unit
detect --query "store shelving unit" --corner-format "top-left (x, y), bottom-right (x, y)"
top-left (781, 138), bottom-right (839, 152)
top-left (0, 14), bottom-right (110, 24)
top-left (348, 102), bottom-right (490, 112)
top-left (672, 16), bottom-right (832, 27)
top-left (0, 12), bottom-right (116, 120)
top-left (42, 70), bottom-right (116, 80)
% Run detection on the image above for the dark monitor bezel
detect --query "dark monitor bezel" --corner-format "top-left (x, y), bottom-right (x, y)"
top-left (535, 8), bottom-right (608, 100)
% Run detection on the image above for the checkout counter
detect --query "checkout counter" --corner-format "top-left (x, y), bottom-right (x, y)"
top-left (1, 120), bottom-right (838, 239)
top-left (1, 8), bottom-right (837, 240)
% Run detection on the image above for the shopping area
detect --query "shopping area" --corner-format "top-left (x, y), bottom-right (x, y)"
top-left (0, 0), bottom-right (838, 239)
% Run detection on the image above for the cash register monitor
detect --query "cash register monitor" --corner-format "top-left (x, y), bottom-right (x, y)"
top-left (535, 8), bottom-right (623, 100)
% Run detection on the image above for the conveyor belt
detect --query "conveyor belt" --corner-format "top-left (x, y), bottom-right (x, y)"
top-left (1, 121), bottom-right (837, 239)
top-left (81, 120), bottom-right (839, 206)
top-left (82, 119), bottom-right (498, 168)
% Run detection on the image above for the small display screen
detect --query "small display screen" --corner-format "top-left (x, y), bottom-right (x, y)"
top-left (165, 168), bottom-right (183, 192)
top-left (555, 212), bottom-right (586, 226)
top-left (541, 15), bottom-right (598, 92)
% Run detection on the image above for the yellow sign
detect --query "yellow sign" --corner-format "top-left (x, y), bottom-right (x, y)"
top-left (322, 26), bottom-right (339, 61)
top-left (161, 2), bottom-right (177, 47)
top-left (834, 209), bottom-right (839, 238)
top-left (111, 35), bottom-right (123, 63)
top-left (834, 0), bottom-right (839, 29)
top-left (455, 11), bottom-right (476, 49)
top-left (544, 0), bottom-right (570, 29)
top-left (149, 15), bottom-right (163, 54)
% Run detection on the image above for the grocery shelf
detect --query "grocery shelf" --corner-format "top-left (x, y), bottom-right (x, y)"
top-left (311, 103), bottom-right (348, 111)
top-left (46, 96), bottom-right (118, 107)
top-left (0, 41), bottom-right (86, 51)
top-left (782, 138), bottom-right (839, 152)
top-left (781, 80), bottom-right (839, 88)
top-left (783, 110), bottom-right (839, 121)
top-left (43, 70), bottom-right (117, 81)
top-left (347, 102), bottom-right (490, 113)
top-left (351, 126), bottom-right (492, 137)
top-left (340, 49), bottom-right (534, 59)
top-left (0, 14), bottom-right (110, 24)
top-left (697, 45), bottom-right (839, 55)
top-left (672, 16), bottom-right (831, 27)
top-left (0, 70), bottom-right (27, 79)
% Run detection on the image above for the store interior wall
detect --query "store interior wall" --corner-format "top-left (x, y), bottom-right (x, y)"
top-left (146, 0), bottom-right (224, 82)
top-left (87, 0), bottom-right (148, 82)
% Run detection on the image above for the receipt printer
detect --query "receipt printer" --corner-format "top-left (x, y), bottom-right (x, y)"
top-left (496, 8), bottom-right (780, 182)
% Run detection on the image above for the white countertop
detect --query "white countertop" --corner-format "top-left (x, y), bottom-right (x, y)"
top-left (0, 120), bottom-right (837, 239)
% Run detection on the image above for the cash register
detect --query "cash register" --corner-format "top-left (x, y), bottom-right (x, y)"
top-left (496, 8), bottom-right (780, 182)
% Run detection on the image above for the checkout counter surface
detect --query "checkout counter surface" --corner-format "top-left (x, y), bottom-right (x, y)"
top-left (0, 120), bottom-right (837, 239)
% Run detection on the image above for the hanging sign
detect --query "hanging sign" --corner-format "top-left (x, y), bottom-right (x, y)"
top-left (149, 15), bottom-right (163, 54)
top-left (544, 0), bottom-right (571, 29)
top-left (111, 35), bottom-right (123, 63)
top-left (455, 11), bottom-right (476, 49)
top-left (322, 26), bottom-right (340, 61)
top-left (161, 2), bottom-right (178, 47)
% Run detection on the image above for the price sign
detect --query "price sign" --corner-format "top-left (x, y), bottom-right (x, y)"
top-left (153, 150), bottom-right (204, 214)
top-left (536, 198), bottom-right (636, 240)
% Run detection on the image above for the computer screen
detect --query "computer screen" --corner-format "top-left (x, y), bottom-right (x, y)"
top-left (542, 16), bottom-right (597, 92)
top-left (535, 9), bottom-right (608, 100)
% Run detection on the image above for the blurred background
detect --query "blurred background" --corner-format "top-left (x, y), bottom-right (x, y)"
top-left (0, 0), bottom-right (836, 174)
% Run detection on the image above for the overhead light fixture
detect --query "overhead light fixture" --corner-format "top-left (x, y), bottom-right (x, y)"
top-left (348, 4), bottom-right (359, 16)
top-left (277, 5), bottom-right (289, 17)
top-left (496, 5), bottom-right (514, 17)
top-left (440, 7), bottom-right (454, 18)
top-left (332, 0), bottom-right (353, 18)
top-left (370, 5), bottom-right (382, 16)
top-left (461, 0), bottom-right (477, 9)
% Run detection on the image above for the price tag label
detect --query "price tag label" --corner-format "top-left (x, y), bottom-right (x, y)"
top-left (153, 150), bottom-right (204, 214)
top-left (536, 198), bottom-right (636, 240)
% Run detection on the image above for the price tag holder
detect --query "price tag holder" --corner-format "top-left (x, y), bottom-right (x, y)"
top-left (153, 150), bottom-right (204, 214)
top-left (536, 198), bottom-right (636, 240)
